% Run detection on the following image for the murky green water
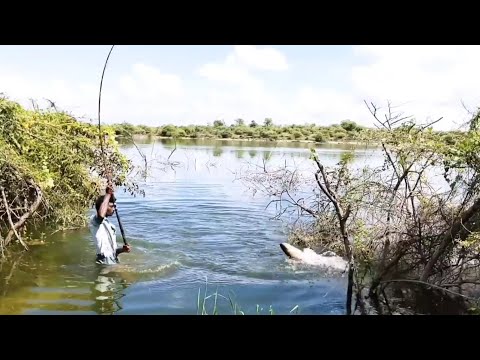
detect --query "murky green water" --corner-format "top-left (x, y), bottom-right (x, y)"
top-left (0, 138), bottom-right (381, 315)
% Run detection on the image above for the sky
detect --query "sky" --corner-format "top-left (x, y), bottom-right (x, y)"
top-left (1, 45), bottom-right (479, 131)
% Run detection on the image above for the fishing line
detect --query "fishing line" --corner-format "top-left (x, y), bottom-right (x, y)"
top-left (97, 45), bottom-right (129, 246)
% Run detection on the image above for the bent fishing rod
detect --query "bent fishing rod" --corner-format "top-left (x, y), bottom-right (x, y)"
top-left (97, 44), bottom-right (129, 246)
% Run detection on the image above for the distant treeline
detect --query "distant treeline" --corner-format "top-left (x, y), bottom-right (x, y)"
top-left (109, 118), bottom-right (463, 143)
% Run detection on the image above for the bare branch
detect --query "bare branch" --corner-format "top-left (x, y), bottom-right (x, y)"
top-left (167, 138), bottom-right (177, 160)
top-left (1, 188), bottom-right (28, 251)
top-left (381, 279), bottom-right (479, 301)
top-left (4, 182), bottom-right (43, 247)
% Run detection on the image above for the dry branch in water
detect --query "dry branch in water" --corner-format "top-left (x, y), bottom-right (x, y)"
top-left (0, 180), bottom-right (43, 255)
top-left (237, 100), bottom-right (480, 314)
top-left (123, 132), bottom-right (181, 182)
top-left (1, 187), bottom-right (28, 251)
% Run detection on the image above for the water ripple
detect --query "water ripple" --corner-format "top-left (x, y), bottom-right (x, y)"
top-left (0, 141), bottom-right (358, 315)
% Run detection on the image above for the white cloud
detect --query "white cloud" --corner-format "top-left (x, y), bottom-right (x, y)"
top-left (1, 45), bottom-right (480, 130)
top-left (0, 73), bottom-right (79, 112)
top-left (119, 63), bottom-right (183, 99)
top-left (0, 62), bottom-right (186, 126)
top-left (194, 45), bottom-right (288, 124)
top-left (189, 86), bottom-right (280, 125)
top-left (292, 87), bottom-right (364, 124)
top-left (103, 63), bottom-right (186, 124)
top-left (197, 45), bottom-right (287, 88)
top-left (233, 45), bottom-right (289, 71)
top-left (198, 60), bottom-right (260, 88)
top-left (350, 45), bottom-right (480, 130)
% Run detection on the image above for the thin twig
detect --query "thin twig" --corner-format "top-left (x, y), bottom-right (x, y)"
top-left (380, 279), bottom-right (479, 301)
top-left (1, 188), bottom-right (28, 251)
top-left (4, 182), bottom-right (43, 246)
top-left (167, 138), bottom-right (177, 160)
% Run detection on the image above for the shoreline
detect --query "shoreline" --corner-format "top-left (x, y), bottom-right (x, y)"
top-left (119, 134), bottom-right (379, 147)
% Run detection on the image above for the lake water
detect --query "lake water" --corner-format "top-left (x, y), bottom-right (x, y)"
top-left (0, 138), bottom-right (382, 315)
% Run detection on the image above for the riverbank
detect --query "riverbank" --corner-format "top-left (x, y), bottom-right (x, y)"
top-left (109, 120), bottom-right (463, 148)
top-left (0, 138), bottom-right (351, 315)
top-left (119, 134), bottom-right (378, 147)
top-left (1, 97), bottom-right (477, 315)
top-left (0, 98), bottom-right (135, 256)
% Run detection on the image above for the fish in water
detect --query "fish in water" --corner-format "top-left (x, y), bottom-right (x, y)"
top-left (279, 243), bottom-right (348, 272)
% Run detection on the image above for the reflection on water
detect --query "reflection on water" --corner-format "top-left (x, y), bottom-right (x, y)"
top-left (0, 138), bottom-right (382, 315)
top-left (92, 269), bottom-right (130, 315)
top-left (0, 228), bottom-right (179, 315)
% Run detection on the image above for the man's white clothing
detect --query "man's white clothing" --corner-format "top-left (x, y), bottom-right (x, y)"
top-left (89, 214), bottom-right (119, 265)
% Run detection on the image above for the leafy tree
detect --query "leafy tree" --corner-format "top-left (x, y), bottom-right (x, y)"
top-left (0, 97), bottom-right (137, 254)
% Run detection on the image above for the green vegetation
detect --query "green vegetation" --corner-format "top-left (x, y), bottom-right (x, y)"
top-left (0, 97), bottom-right (137, 255)
top-left (109, 118), bottom-right (464, 145)
top-left (197, 279), bottom-right (300, 315)
top-left (239, 103), bottom-right (480, 314)
top-left (2, 92), bottom-right (478, 314)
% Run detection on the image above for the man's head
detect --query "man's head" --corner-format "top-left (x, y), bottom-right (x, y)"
top-left (95, 195), bottom-right (116, 217)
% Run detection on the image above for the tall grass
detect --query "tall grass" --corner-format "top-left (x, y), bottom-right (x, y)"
top-left (196, 278), bottom-right (300, 315)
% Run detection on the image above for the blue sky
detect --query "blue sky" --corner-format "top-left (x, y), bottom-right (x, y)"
top-left (1, 45), bottom-right (479, 130)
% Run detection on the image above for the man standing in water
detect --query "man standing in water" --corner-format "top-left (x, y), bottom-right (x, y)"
top-left (89, 184), bottom-right (131, 265)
